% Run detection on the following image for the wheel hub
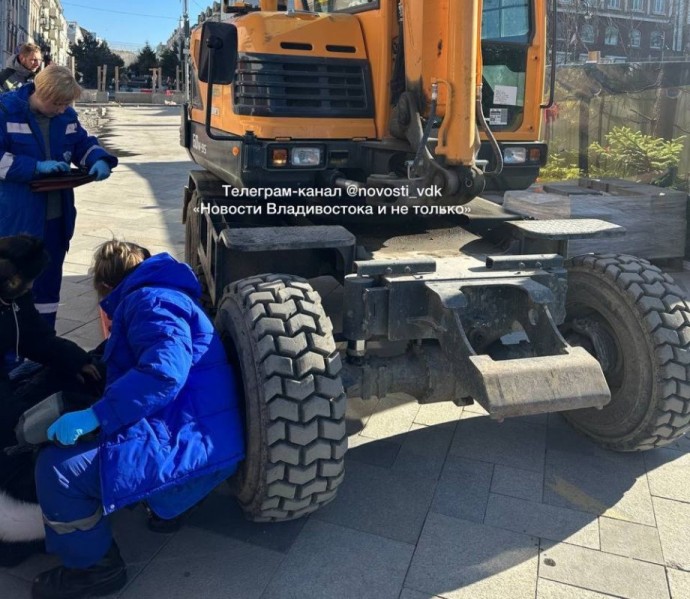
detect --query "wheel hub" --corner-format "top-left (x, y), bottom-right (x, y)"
top-left (567, 317), bottom-right (618, 375)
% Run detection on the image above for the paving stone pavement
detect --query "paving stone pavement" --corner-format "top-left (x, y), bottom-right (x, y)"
top-left (1, 105), bottom-right (689, 599)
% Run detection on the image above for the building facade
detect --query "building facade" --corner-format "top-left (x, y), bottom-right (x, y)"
top-left (557, 0), bottom-right (688, 63)
top-left (0, 0), bottom-right (29, 66)
top-left (0, 0), bottom-right (70, 66)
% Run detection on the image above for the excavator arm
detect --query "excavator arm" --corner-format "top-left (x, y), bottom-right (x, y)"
top-left (390, 0), bottom-right (486, 201)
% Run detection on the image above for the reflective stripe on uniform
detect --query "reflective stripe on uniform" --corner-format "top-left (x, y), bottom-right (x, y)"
top-left (0, 152), bottom-right (14, 179)
top-left (43, 506), bottom-right (103, 535)
top-left (34, 302), bottom-right (59, 314)
top-left (80, 145), bottom-right (99, 166)
top-left (7, 122), bottom-right (31, 134)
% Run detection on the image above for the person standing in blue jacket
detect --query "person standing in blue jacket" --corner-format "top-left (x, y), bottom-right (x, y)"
top-left (0, 65), bottom-right (117, 329)
top-left (32, 240), bottom-right (246, 599)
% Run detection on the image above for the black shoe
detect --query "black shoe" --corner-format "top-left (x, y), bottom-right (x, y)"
top-left (31, 543), bottom-right (127, 599)
top-left (145, 506), bottom-right (183, 534)
top-left (0, 539), bottom-right (44, 568)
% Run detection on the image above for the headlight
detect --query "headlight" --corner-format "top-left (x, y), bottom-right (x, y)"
top-left (503, 147), bottom-right (527, 164)
top-left (270, 148), bottom-right (288, 167)
top-left (291, 147), bottom-right (322, 167)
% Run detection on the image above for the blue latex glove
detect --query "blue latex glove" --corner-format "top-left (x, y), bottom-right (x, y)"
top-left (47, 408), bottom-right (99, 446)
top-left (35, 160), bottom-right (70, 175)
top-left (89, 160), bottom-right (111, 181)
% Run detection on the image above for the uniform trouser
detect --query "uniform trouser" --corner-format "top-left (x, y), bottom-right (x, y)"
top-left (35, 441), bottom-right (112, 569)
top-left (33, 218), bottom-right (67, 330)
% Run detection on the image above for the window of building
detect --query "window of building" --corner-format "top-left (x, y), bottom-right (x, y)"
top-left (630, 29), bottom-right (641, 47)
top-left (650, 30), bottom-right (663, 49)
top-left (607, 0), bottom-right (621, 8)
top-left (630, 0), bottom-right (644, 11)
top-left (604, 26), bottom-right (619, 46)
top-left (581, 24), bottom-right (595, 43)
top-left (652, 0), bottom-right (666, 14)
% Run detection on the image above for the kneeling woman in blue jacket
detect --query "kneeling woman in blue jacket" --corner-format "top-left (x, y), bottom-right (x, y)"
top-left (32, 240), bottom-right (245, 599)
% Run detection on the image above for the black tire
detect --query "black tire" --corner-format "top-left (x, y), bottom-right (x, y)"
top-left (184, 190), bottom-right (213, 310)
top-left (215, 274), bottom-right (347, 521)
top-left (184, 190), bottom-right (201, 271)
top-left (561, 253), bottom-right (690, 451)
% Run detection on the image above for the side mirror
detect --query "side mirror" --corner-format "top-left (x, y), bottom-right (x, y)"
top-left (198, 21), bottom-right (238, 85)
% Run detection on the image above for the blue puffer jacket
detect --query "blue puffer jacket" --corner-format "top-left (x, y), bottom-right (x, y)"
top-left (91, 253), bottom-right (245, 517)
top-left (0, 84), bottom-right (118, 243)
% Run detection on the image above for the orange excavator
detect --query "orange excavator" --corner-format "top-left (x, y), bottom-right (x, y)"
top-left (179, 0), bottom-right (690, 522)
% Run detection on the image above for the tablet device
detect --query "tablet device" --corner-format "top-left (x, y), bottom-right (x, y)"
top-left (29, 168), bottom-right (97, 192)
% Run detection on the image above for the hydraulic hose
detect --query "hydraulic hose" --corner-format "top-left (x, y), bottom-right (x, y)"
top-left (476, 85), bottom-right (503, 175)
top-left (410, 83), bottom-right (438, 179)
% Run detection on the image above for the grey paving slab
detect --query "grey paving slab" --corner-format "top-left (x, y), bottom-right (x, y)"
top-left (666, 432), bottom-right (690, 452)
top-left (346, 396), bottom-right (388, 436)
top-left (120, 537), bottom-right (283, 599)
top-left (405, 512), bottom-right (539, 599)
top-left (484, 494), bottom-right (600, 549)
top-left (59, 279), bottom-right (96, 298)
top-left (346, 435), bottom-right (402, 468)
top-left (399, 589), bottom-right (445, 599)
top-left (514, 413), bottom-right (550, 427)
top-left (430, 455), bottom-right (493, 523)
top-left (544, 449), bottom-right (655, 526)
top-left (64, 326), bottom-right (106, 351)
top-left (644, 448), bottom-right (690, 503)
top-left (546, 423), bottom-right (607, 457)
top-left (60, 262), bottom-right (91, 279)
top-left (413, 402), bottom-right (465, 426)
top-left (449, 411), bottom-right (547, 473)
top-left (462, 401), bottom-right (489, 416)
top-left (55, 316), bottom-right (86, 336)
top-left (537, 579), bottom-right (624, 599)
top-left (490, 464), bottom-right (544, 503)
top-left (182, 488), bottom-right (307, 554)
top-left (262, 519), bottom-right (414, 599)
top-left (391, 423), bottom-right (455, 480)
top-left (109, 505), bottom-right (176, 565)
top-left (547, 413), bottom-right (571, 430)
top-left (2, 549), bottom-right (60, 584)
top-left (668, 568), bottom-right (690, 599)
top-left (360, 393), bottom-right (420, 440)
top-left (314, 459), bottom-right (436, 544)
top-left (598, 516), bottom-right (664, 564)
top-left (653, 496), bottom-right (690, 571)
top-left (539, 541), bottom-right (670, 599)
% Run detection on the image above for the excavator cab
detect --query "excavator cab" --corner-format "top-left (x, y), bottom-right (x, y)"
top-left (183, 0), bottom-right (548, 203)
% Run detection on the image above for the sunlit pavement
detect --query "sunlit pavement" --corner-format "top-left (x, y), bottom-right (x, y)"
top-left (1, 105), bottom-right (689, 599)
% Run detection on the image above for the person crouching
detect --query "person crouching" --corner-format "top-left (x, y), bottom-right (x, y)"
top-left (31, 240), bottom-right (245, 599)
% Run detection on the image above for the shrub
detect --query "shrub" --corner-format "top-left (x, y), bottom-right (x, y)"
top-left (589, 126), bottom-right (684, 182)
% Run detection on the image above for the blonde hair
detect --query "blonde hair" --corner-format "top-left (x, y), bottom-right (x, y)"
top-left (92, 240), bottom-right (151, 297)
top-left (34, 65), bottom-right (81, 104)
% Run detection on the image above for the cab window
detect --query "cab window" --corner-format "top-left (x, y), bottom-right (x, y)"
top-left (300, 0), bottom-right (378, 13)
top-left (482, 0), bottom-right (531, 43)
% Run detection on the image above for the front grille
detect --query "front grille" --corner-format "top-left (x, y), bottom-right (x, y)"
top-left (233, 53), bottom-right (373, 118)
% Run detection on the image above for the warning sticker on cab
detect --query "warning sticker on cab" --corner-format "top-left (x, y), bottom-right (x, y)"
top-left (489, 108), bottom-right (508, 126)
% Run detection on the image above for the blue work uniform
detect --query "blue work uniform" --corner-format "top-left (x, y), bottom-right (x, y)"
top-left (0, 83), bottom-right (117, 325)
top-left (35, 254), bottom-right (245, 568)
